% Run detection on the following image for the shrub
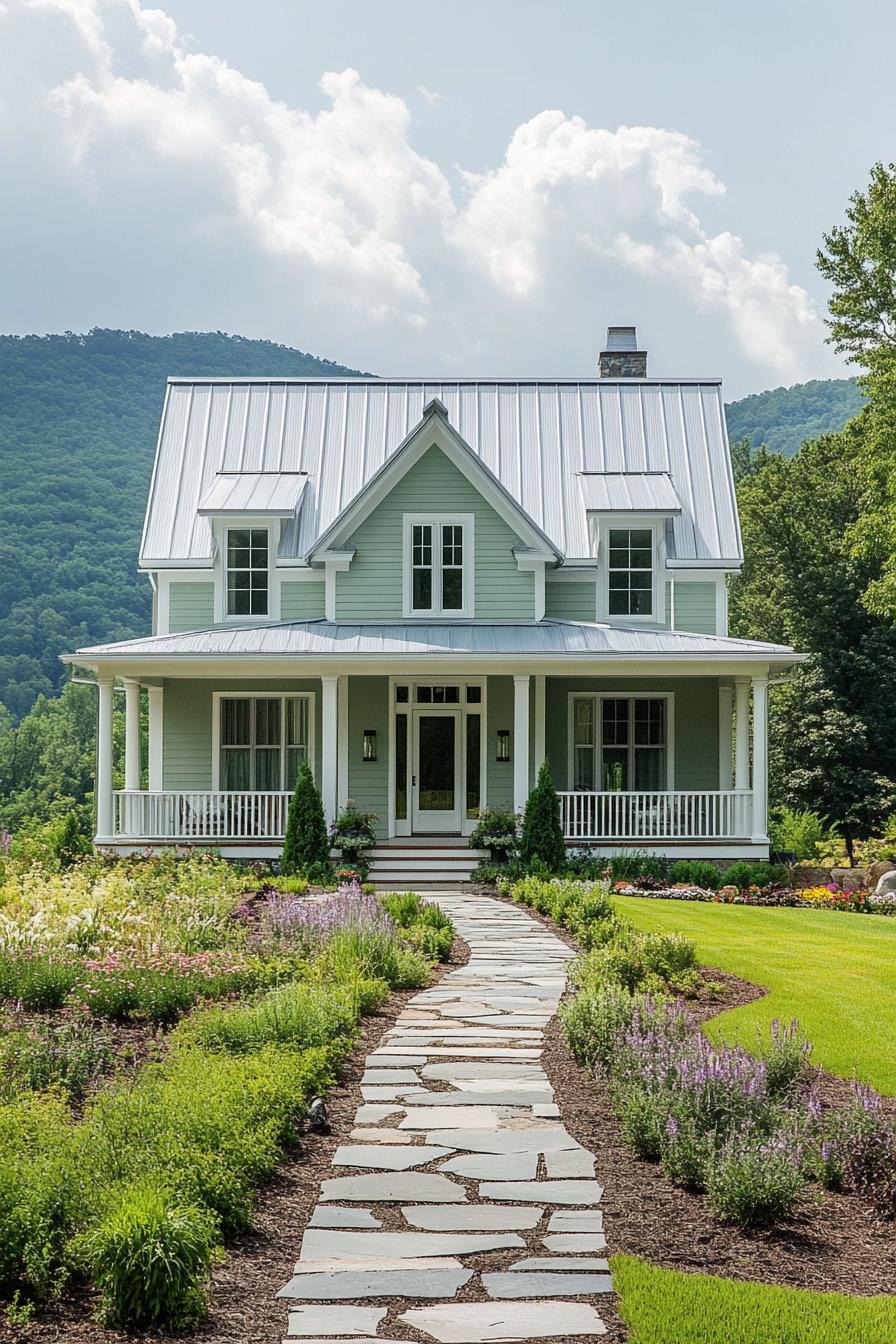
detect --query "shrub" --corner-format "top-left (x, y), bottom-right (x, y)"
top-left (705, 1132), bottom-right (805, 1227)
top-left (769, 807), bottom-right (832, 861)
top-left (660, 1114), bottom-right (714, 1189)
top-left (561, 983), bottom-right (640, 1068)
top-left (281, 761), bottom-right (331, 878)
top-left (519, 761), bottom-right (566, 872)
top-left (723, 860), bottom-right (786, 891)
top-left (668, 859), bottom-right (722, 891)
top-left (177, 982), bottom-right (358, 1057)
top-left (757, 1018), bottom-right (812, 1096)
top-left (608, 851), bottom-right (669, 883)
top-left (79, 1180), bottom-right (218, 1329)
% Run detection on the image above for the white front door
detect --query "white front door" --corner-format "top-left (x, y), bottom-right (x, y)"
top-left (412, 709), bottom-right (462, 833)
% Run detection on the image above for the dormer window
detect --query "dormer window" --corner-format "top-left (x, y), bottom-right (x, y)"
top-left (226, 528), bottom-right (268, 617)
top-left (608, 527), bottom-right (653, 617)
top-left (403, 514), bottom-right (473, 617)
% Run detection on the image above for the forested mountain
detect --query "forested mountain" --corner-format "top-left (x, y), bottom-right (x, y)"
top-left (0, 330), bottom-right (364, 718)
top-left (0, 330), bottom-right (866, 720)
top-left (724, 377), bottom-right (865, 458)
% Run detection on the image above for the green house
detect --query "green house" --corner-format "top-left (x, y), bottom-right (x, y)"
top-left (66, 327), bottom-right (802, 881)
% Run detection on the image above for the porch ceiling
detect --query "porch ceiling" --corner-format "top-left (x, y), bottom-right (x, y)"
top-left (63, 618), bottom-right (802, 675)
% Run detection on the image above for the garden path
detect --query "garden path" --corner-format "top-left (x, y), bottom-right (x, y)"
top-left (276, 891), bottom-right (612, 1342)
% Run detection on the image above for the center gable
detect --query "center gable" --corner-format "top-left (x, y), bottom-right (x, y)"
top-left (335, 444), bottom-right (537, 621)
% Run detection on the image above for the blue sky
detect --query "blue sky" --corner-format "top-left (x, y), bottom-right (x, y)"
top-left (2, 0), bottom-right (892, 396)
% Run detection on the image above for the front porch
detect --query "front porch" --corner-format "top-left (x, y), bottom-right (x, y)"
top-left (97, 667), bottom-right (770, 859)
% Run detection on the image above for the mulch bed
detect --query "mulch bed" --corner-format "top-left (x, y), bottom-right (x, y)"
top-left (541, 969), bottom-right (896, 1299)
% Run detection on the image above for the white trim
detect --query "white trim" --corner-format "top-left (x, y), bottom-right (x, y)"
top-left (147, 686), bottom-right (164, 790)
top-left (213, 518), bottom-right (279, 624)
top-left (402, 514), bottom-right (475, 619)
top-left (567, 691), bottom-right (675, 792)
top-left (513, 675), bottom-right (530, 813)
top-left (337, 675), bottom-right (349, 810)
top-left (123, 679), bottom-right (141, 790)
top-left (596, 518), bottom-right (662, 624)
top-left (716, 572), bottom-right (729, 636)
top-left (718, 685), bottom-right (733, 788)
top-left (321, 677), bottom-right (339, 824)
top-left (515, 553), bottom-right (547, 620)
top-left (534, 675), bottom-right (546, 773)
top-left (95, 678), bottom-right (114, 840)
top-left (751, 675), bottom-right (769, 842)
top-left (211, 690), bottom-right (316, 791)
top-left (320, 551), bottom-right (353, 622)
top-left (734, 677), bottom-right (750, 791)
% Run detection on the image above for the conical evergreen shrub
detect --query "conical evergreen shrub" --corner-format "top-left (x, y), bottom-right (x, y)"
top-left (519, 759), bottom-right (566, 872)
top-left (281, 760), bottom-right (331, 876)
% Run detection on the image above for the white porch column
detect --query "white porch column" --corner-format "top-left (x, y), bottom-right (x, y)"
top-left (337, 675), bottom-right (349, 810)
top-left (751, 676), bottom-right (769, 843)
top-left (513, 675), bottom-right (530, 815)
top-left (96, 676), bottom-right (114, 839)
top-left (734, 677), bottom-right (750, 791)
top-left (717, 685), bottom-right (733, 789)
top-left (147, 686), bottom-right (164, 791)
top-left (534, 675), bottom-right (546, 773)
top-left (321, 676), bottom-right (339, 824)
top-left (123, 679), bottom-right (141, 791)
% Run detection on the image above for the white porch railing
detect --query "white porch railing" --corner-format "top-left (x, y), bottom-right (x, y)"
top-left (113, 790), bottom-right (292, 840)
top-left (559, 790), bottom-right (753, 841)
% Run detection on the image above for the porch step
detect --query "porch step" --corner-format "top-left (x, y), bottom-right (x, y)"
top-left (367, 843), bottom-right (485, 887)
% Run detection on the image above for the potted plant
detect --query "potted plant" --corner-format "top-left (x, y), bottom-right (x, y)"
top-left (330, 802), bottom-right (379, 881)
top-left (469, 808), bottom-right (519, 864)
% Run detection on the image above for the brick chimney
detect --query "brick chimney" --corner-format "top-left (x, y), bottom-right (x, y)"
top-left (598, 326), bottom-right (647, 378)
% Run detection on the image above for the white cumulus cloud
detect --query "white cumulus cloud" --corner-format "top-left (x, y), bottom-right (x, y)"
top-left (3, 0), bottom-right (835, 385)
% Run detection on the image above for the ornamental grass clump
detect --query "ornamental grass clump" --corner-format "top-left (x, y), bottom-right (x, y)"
top-left (79, 1180), bottom-right (218, 1329)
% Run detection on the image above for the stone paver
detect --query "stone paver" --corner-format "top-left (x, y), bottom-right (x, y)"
top-left (276, 891), bottom-right (612, 1339)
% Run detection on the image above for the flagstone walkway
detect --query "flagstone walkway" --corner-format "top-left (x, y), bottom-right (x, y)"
top-left (277, 891), bottom-right (612, 1342)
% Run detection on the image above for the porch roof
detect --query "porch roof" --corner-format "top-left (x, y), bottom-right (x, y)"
top-left (66, 619), bottom-right (801, 666)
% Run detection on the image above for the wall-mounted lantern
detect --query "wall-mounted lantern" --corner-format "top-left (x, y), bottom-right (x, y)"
top-left (362, 729), bottom-right (378, 762)
top-left (495, 729), bottom-right (510, 762)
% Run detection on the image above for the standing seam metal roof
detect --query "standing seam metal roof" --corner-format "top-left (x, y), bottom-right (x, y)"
top-left (139, 379), bottom-right (742, 567)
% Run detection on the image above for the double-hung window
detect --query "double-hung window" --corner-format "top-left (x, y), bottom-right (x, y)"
top-left (570, 694), bottom-right (669, 791)
top-left (608, 527), bottom-right (654, 617)
top-left (405, 516), bottom-right (472, 616)
top-left (226, 528), bottom-right (269, 616)
top-left (218, 695), bottom-right (311, 790)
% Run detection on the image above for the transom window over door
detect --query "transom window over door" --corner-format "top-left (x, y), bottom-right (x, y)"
top-left (226, 528), bottom-right (269, 616)
top-left (218, 695), bottom-right (311, 790)
top-left (570, 695), bottom-right (669, 791)
top-left (404, 515), bottom-right (473, 617)
top-left (608, 527), bottom-right (653, 617)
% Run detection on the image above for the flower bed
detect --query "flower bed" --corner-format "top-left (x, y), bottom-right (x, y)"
top-left (0, 855), bottom-right (455, 1328)
top-left (611, 879), bottom-right (895, 913)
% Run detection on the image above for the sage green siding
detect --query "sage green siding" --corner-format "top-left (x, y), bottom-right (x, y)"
top-left (162, 679), bottom-right (322, 790)
top-left (168, 582), bottom-right (214, 633)
top-left (543, 677), bottom-right (720, 792)
top-left (335, 446), bottom-right (534, 620)
top-left (347, 677), bottom-right (390, 837)
top-left (280, 579), bottom-right (325, 620)
top-left (545, 579), bottom-right (596, 621)
top-left (672, 582), bottom-right (717, 635)
top-left (486, 675), bottom-right (515, 811)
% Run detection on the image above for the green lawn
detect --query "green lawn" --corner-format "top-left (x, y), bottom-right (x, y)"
top-left (614, 897), bottom-right (896, 1094)
top-left (612, 1255), bottom-right (896, 1344)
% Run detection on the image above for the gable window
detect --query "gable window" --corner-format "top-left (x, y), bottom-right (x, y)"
top-left (404, 515), bottom-right (473, 617)
top-left (226, 528), bottom-right (269, 616)
top-left (608, 527), bottom-right (653, 617)
top-left (218, 694), bottom-right (311, 790)
top-left (570, 694), bottom-right (670, 791)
